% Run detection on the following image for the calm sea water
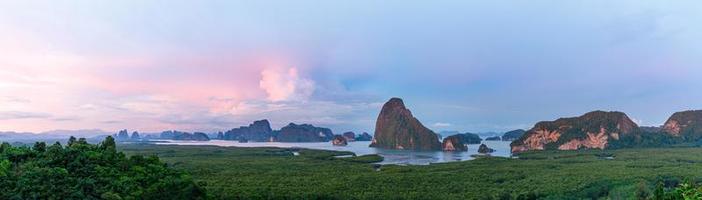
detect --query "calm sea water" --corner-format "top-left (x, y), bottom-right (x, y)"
top-left (154, 139), bottom-right (513, 165)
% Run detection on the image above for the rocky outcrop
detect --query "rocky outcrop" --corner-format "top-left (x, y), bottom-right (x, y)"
top-left (442, 135), bottom-right (467, 151)
top-left (160, 131), bottom-right (175, 139)
top-left (355, 132), bottom-right (373, 141)
top-left (130, 131), bottom-right (140, 140)
top-left (276, 123), bottom-right (334, 142)
top-left (478, 144), bottom-right (495, 154)
top-left (370, 98), bottom-right (442, 151)
top-left (501, 129), bottom-right (526, 141)
top-left (343, 132), bottom-right (356, 142)
top-left (456, 133), bottom-right (482, 144)
top-left (662, 110), bottom-right (702, 140)
top-left (438, 131), bottom-right (460, 140)
top-left (113, 130), bottom-right (142, 141)
top-left (115, 130), bottom-right (130, 141)
top-left (188, 132), bottom-right (210, 141)
top-left (332, 135), bottom-right (348, 146)
top-left (224, 120), bottom-right (274, 142)
top-left (485, 136), bottom-right (501, 141)
top-left (511, 111), bottom-right (639, 153)
top-left (160, 131), bottom-right (210, 141)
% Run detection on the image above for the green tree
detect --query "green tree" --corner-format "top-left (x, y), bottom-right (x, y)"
top-left (0, 159), bottom-right (9, 176)
top-left (0, 137), bottom-right (206, 199)
top-left (635, 181), bottom-right (651, 200)
top-left (67, 136), bottom-right (77, 146)
top-left (653, 182), bottom-right (665, 200)
top-left (101, 136), bottom-right (116, 152)
top-left (33, 142), bottom-right (46, 152)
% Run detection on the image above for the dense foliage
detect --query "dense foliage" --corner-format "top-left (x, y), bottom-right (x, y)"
top-left (649, 180), bottom-right (702, 199)
top-left (121, 144), bottom-right (702, 199)
top-left (0, 136), bottom-right (206, 199)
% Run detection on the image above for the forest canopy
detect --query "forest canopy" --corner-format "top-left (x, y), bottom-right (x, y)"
top-left (0, 136), bottom-right (206, 200)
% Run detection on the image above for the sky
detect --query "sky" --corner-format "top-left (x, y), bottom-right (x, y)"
top-left (1, 1), bottom-right (702, 134)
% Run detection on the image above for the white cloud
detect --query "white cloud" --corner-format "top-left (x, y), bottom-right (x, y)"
top-left (432, 122), bottom-right (452, 127)
top-left (259, 67), bottom-right (315, 102)
top-left (79, 104), bottom-right (97, 110)
top-left (217, 99), bottom-right (382, 132)
top-left (0, 111), bottom-right (51, 120)
top-left (631, 118), bottom-right (644, 126)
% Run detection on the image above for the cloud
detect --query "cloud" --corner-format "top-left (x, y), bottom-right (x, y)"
top-left (51, 116), bottom-right (82, 122)
top-left (259, 67), bottom-right (315, 102)
top-left (630, 118), bottom-right (644, 126)
top-left (2, 96), bottom-right (31, 104)
top-left (79, 104), bottom-right (98, 110)
top-left (207, 99), bottom-right (383, 132)
top-left (5, 1), bottom-right (697, 134)
top-left (432, 122), bottom-right (452, 127)
top-left (0, 111), bottom-right (51, 120)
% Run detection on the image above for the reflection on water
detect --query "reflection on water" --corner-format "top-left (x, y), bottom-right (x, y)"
top-left (154, 140), bottom-right (513, 165)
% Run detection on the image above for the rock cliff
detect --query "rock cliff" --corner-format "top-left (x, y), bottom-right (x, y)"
top-left (224, 120), bottom-right (274, 142)
top-left (662, 110), bottom-right (702, 140)
top-left (501, 129), bottom-right (526, 141)
top-left (332, 135), bottom-right (348, 146)
top-left (370, 98), bottom-right (441, 151)
top-left (442, 135), bottom-right (467, 151)
top-left (355, 132), bottom-right (373, 141)
top-left (478, 144), bottom-right (495, 154)
top-left (161, 130), bottom-right (210, 141)
top-left (511, 111), bottom-right (639, 153)
top-left (115, 129), bottom-right (130, 141)
top-left (276, 123), bottom-right (334, 142)
top-left (343, 132), bottom-right (356, 142)
top-left (485, 136), bottom-right (501, 141)
top-left (457, 133), bottom-right (482, 144)
top-left (130, 131), bottom-right (140, 140)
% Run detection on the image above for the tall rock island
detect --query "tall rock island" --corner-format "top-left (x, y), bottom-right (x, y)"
top-left (370, 97), bottom-right (441, 151)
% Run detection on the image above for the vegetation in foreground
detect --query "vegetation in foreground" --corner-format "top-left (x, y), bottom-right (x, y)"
top-left (121, 144), bottom-right (702, 199)
top-left (5, 137), bottom-right (702, 199)
top-left (0, 137), bottom-right (205, 199)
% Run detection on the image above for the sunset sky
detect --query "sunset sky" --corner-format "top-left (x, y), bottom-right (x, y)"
top-left (1, 1), bottom-right (701, 134)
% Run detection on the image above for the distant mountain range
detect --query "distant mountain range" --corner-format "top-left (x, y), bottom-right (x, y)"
top-left (0, 123), bottom-right (370, 144)
top-left (0, 129), bottom-right (111, 140)
top-left (6, 98), bottom-right (698, 155)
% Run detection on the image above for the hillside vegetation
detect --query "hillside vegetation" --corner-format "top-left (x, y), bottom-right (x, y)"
top-left (121, 144), bottom-right (702, 199)
top-left (0, 137), bottom-right (206, 199)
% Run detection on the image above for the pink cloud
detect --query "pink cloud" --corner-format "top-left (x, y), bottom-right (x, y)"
top-left (259, 67), bottom-right (315, 102)
top-left (0, 25), bottom-right (316, 132)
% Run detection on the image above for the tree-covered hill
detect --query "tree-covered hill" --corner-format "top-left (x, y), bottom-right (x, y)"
top-left (0, 136), bottom-right (206, 200)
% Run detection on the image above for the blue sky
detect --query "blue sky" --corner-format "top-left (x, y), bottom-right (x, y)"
top-left (1, 1), bottom-right (701, 134)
